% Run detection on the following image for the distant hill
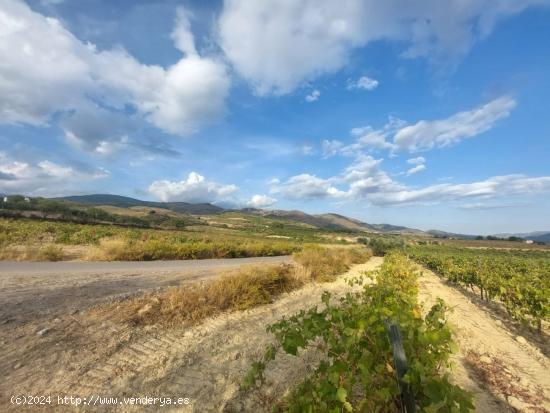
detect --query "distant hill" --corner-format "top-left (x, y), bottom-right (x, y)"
top-left (57, 194), bottom-right (224, 215)
top-left (247, 209), bottom-right (425, 234)
top-left (427, 230), bottom-right (478, 239)
top-left (495, 231), bottom-right (550, 243)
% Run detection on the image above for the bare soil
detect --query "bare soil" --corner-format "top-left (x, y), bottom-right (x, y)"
top-left (418, 267), bottom-right (550, 413)
top-left (0, 257), bottom-right (382, 412)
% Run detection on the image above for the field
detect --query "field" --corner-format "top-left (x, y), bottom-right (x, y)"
top-left (0, 214), bottom-right (351, 261)
top-left (1, 210), bottom-right (549, 411)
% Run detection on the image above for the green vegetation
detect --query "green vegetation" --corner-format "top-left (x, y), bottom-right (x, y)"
top-left (408, 245), bottom-right (550, 331)
top-left (242, 252), bottom-right (473, 412)
top-left (0, 195), bottom-right (200, 229)
top-left (0, 218), bottom-right (300, 260)
top-left (97, 246), bottom-right (370, 326)
top-left (358, 236), bottom-right (406, 256)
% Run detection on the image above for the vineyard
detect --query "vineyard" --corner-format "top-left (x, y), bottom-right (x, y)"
top-left (408, 246), bottom-right (550, 332)
top-left (242, 252), bottom-right (474, 412)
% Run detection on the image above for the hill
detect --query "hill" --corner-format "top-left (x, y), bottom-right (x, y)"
top-left (57, 194), bottom-right (224, 215)
top-left (495, 231), bottom-right (550, 243)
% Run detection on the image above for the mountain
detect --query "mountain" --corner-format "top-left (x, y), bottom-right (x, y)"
top-left (495, 231), bottom-right (550, 242)
top-left (49, 194), bottom-right (422, 234)
top-left (247, 209), bottom-right (425, 234)
top-left (427, 230), bottom-right (479, 239)
top-left (57, 194), bottom-right (224, 215)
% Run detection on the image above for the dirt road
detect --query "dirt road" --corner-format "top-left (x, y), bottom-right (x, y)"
top-left (0, 256), bottom-right (290, 326)
top-left (418, 267), bottom-right (550, 412)
top-left (0, 257), bottom-right (383, 412)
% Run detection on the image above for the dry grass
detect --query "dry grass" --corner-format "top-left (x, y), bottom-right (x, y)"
top-left (85, 238), bottom-right (127, 260)
top-left (93, 246), bottom-right (371, 327)
top-left (96, 264), bottom-right (302, 327)
top-left (292, 245), bottom-right (371, 281)
top-left (0, 244), bottom-right (64, 261)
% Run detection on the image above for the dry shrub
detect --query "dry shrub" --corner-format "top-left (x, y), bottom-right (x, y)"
top-left (293, 245), bottom-right (371, 282)
top-left (92, 246), bottom-right (371, 327)
top-left (0, 244), bottom-right (64, 261)
top-left (37, 244), bottom-right (64, 261)
top-left (86, 237), bottom-right (127, 260)
top-left (103, 263), bottom-right (302, 326)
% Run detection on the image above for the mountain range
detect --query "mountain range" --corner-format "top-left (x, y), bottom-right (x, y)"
top-left (56, 194), bottom-right (424, 235)
top-left (6, 193), bottom-right (545, 241)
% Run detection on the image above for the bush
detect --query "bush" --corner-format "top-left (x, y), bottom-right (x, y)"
top-left (364, 236), bottom-right (405, 256)
top-left (37, 245), bottom-right (64, 261)
top-left (99, 264), bottom-right (302, 326)
top-left (292, 246), bottom-right (371, 282)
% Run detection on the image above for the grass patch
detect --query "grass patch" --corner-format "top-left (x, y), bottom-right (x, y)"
top-left (95, 246), bottom-right (371, 326)
top-left (0, 244), bottom-right (64, 261)
top-left (292, 245), bottom-right (371, 281)
top-left (100, 264), bottom-right (301, 327)
top-left (85, 237), bottom-right (298, 261)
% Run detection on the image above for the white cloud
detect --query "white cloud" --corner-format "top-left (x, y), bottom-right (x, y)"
top-left (271, 174), bottom-right (345, 200)
top-left (271, 153), bottom-right (550, 207)
top-left (406, 164), bottom-right (426, 175)
top-left (347, 76), bottom-right (379, 91)
top-left (0, 1), bottom-right (229, 142)
top-left (321, 139), bottom-right (345, 158)
top-left (367, 175), bottom-right (550, 206)
top-left (394, 96), bottom-right (516, 151)
top-left (0, 152), bottom-right (109, 195)
top-left (405, 156), bottom-right (426, 175)
top-left (305, 89), bottom-right (320, 102)
top-left (218, 0), bottom-right (547, 94)
top-left (247, 194), bottom-right (277, 208)
top-left (407, 156), bottom-right (425, 165)
top-left (148, 172), bottom-right (238, 203)
top-left (323, 97), bottom-right (515, 157)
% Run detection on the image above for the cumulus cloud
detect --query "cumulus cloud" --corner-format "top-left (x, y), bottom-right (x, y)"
top-left (393, 96), bottom-right (516, 151)
top-left (0, 1), bottom-right (229, 146)
top-left (0, 152), bottom-right (109, 195)
top-left (271, 153), bottom-right (550, 207)
top-left (405, 156), bottom-right (426, 175)
top-left (218, 0), bottom-right (547, 94)
top-left (305, 89), bottom-right (321, 102)
top-left (148, 172), bottom-right (238, 203)
top-left (347, 76), bottom-right (379, 91)
top-left (247, 194), bottom-right (277, 208)
top-left (271, 174), bottom-right (346, 200)
top-left (321, 140), bottom-right (345, 158)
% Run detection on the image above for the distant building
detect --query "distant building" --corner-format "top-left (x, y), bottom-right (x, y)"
top-left (2, 196), bottom-right (7, 203)
top-left (525, 240), bottom-right (534, 244)
top-left (24, 197), bottom-right (30, 202)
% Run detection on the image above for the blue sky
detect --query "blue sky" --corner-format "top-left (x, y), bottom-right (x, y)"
top-left (1, 0), bottom-right (549, 234)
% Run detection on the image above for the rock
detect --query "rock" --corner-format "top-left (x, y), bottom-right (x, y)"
top-left (508, 396), bottom-right (530, 411)
top-left (14, 363), bottom-right (22, 370)
top-left (495, 320), bottom-right (503, 327)
top-left (70, 309), bottom-right (79, 315)
top-left (37, 328), bottom-right (50, 336)
top-left (54, 318), bottom-right (61, 323)
top-left (479, 355), bottom-right (492, 364)
top-left (515, 336), bottom-right (527, 345)
top-left (233, 351), bottom-right (242, 360)
top-left (519, 377), bottom-right (531, 388)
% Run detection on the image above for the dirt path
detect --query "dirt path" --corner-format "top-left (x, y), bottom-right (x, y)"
top-left (0, 257), bottom-right (383, 412)
top-left (418, 267), bottom-right (550, 413)
top-left (0, 256), bottom-right (290, 326)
